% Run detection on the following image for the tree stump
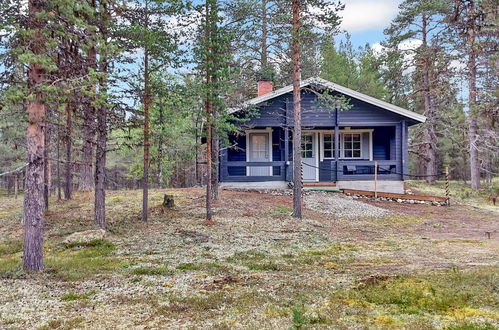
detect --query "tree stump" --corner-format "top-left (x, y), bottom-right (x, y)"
top-left (163, 194), bottom-right (174, 208)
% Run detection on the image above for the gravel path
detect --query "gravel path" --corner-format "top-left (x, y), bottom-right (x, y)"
top-left (304, 192), bottom-right (393, 219)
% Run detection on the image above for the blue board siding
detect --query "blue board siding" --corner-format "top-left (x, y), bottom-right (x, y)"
top-left (319, 160), bottom-right (335, 182)
top-left (242, 90), bottom-right (411, 129)
top-left (373, 126), bottom-right (394, 160)
top-left (222, 89), bottom-right (412, 183)
top-left (243, 95), bottom-right (287, 127)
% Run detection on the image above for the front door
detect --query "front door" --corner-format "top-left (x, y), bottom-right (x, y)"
top-left (301, 132), bottom-right (318, 181)
top-left (248, 133), bottom-right (271, 176)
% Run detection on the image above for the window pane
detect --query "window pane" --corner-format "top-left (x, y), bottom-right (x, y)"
top-left (345, 150), bottom-right (352, 158)
top-left (353, 142), bottom-right (361, 150)
top-left (353, 150), bottom-right (361, 158)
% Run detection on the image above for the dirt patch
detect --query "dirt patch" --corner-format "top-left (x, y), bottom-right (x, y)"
top-left (0, 188), bottom-right (498, 329)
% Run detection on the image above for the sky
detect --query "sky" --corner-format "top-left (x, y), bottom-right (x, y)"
top-left (336, 0), bottom-right (403, 48)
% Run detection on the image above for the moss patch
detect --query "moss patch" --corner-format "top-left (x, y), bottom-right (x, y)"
top-left (46, 239), bottom-right (126, 281)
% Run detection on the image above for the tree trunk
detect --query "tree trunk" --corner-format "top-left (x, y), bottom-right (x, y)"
top-left (420, 15), bottom-right (438, 183)
top-left (94, 0), bottom-right (109, 229)
top-left (94, 101), bottom-right (107, 228)
top-left (64, 104), bottom-right (72, 199)
top-left (14, 174), bottom-right (19, 199)
top-left (467, 0), bottom-right (480, 190)
top-left (56, 115), bottom-right (61, 200)
top-left (43, 108), bottom-right (51, 209)
top-left (23, 0), bottom-right (46, 272)
top-left (204, 1), bottom-right (214, 225)
top-left (211, 131), bottom-right (219, 200)
top-left (142, 46), bottom-right (150, 222)
top-left (157, 105), bottom-right (165, 187)
top-left (195, 119), bottom-right (200, 185)
top-left (80, 2), bottom-right (97, 192)
top-left (80, 109), bottom-right (95, 191)
top-left (291, 0), bottom-right (302, 218)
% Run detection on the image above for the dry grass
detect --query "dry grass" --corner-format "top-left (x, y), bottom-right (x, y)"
top-left (0, 187), bottom-right (497, 329)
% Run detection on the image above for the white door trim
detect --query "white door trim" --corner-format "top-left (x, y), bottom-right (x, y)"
top-left (301, 130), bottom-right (319, 182)
top-left (245, 128), bottom-right (273, 176)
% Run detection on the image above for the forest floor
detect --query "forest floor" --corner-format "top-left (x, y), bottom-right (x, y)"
top-left (0, 185), bottom-right (498, 329)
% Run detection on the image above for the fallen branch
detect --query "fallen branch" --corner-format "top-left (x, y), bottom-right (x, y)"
top-left (0, 163), bottom-right (28, 178)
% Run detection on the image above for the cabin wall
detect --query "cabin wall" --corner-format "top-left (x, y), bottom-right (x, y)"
top-left (243, 91), bottom-right (408, 129)
top-left (223, 90), bottom-right (413, 184)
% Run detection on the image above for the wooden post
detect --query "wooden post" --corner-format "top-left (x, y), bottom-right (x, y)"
top-left (284, 127), bottom-right (289, 182)
top-left (374, 160), bottom-right (378, 199)
top-left (334, 109), bottom-right (340, 182)
top-left (445, 166), bottom-right (450, 206)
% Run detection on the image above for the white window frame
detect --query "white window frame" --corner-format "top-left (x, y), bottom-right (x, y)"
top-left (245, 127), bottom-right (273, 176)
top-left (341, 132), bottom-right (363, 159)
top-left (319, 128), bottom-right (374, 161)
top-left (320, 131), bottom-right (335, 161)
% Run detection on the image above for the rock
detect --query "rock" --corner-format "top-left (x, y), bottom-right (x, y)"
top-left (63, 229), bottom-right (107, 244)
top-left (397, 199), bottom-right (403, 203)
top-left (409, 200), bottom-right (415, 204)
top-left (163, 194), bottom-right (175, 208)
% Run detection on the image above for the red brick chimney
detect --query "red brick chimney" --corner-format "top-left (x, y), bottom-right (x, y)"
top-left (257, 80), bottom-right (273, 96)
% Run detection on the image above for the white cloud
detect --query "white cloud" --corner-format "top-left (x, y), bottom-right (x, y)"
top-left (340, 0), bottom-right (402, 33)
top-left (371, 39), bottom-right (422, 74)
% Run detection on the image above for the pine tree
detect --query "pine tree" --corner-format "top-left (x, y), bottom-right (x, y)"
top-left (23, 0), bottom-right (50, 272)
top-left (448, 0), bottom-right (498, 189)
top-left (385, 0), bottom-right (450, 183)
top-left (120, 0), bottom-right (187, 222)
top-left (320, 36), bottom-right (358, 88)
top-left (290, 0), bottom-right (343, 218)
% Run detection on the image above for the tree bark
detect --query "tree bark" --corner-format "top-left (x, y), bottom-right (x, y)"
top-left (467, 0), bottom-right (480, 190)
top-left (23, 0), bottom-right (46, 272)
top-left (291, 0), bottom-right (302, 218)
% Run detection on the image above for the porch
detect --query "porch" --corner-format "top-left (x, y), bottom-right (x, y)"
top-left (220, 123), bottom-right (409, 185)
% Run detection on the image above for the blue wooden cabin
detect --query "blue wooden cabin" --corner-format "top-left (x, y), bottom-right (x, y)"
top-left (220, 77), bottom-right (426, 193)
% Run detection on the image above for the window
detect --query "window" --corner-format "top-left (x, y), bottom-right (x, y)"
top-left (343, 133), bottom-right (361, 158)
top-left (250, 134), bottom-right (269, 160)
top-left (323, 133), bottom-right (334, 158)
top-left (301, 135), bottom-right (313, 158)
